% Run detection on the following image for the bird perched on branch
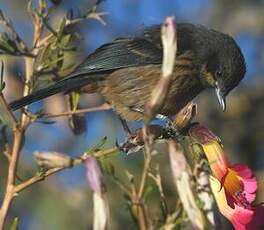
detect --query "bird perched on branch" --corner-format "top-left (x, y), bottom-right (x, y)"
top-left (9, 23), bottom-right (246, 121)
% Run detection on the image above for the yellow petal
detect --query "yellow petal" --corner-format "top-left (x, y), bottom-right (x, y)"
top-left (203, 141), bottom-right (229, 180)
top-left (224, 169), bottom-right (243, 196)
top-left (210, 176), bottom-right (233, 219)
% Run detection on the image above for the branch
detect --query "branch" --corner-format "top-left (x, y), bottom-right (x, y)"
top-left (66, 11), bottom-right (108, 27)
top-left (0, 2), bottom-right (44, 228)
top-left (14, 147), bottom-right (118, 193)
top-left (168, 140), bottom-right (204, 229)
top-left (140, 16), bottom-right (177, 196)
top-left (0, 10), bottom-right (28, 52)
top-left (144, 16), bottom-right (177, 121)
top-left (42, 103), bottom-right (112, 119)
top-left (0, 61), bottom-right (18, 130)
top-left (131, 16), bottom-right (178, 230)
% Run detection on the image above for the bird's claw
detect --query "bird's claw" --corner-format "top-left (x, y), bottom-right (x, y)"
top-left (117, 123), bottom-right (179, 154)
top-left (155, 113), bottom-right (179, 137)
top-left (116, 132), bottom-right (144, 154)
top-left (131, 107), bottom-right (179, 136)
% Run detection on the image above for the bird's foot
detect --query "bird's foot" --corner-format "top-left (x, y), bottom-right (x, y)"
top-left (131, 107), bottom-right (179, 137)
top-left (155, 113), bottom-right (179, 138)
top-left (117, 129), bottom-right (145, 154)
top-left (117, 124), bottom-right (179, 154)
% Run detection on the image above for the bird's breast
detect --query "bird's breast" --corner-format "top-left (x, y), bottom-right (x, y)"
top-left (101, 62), bottom-right (203, 121)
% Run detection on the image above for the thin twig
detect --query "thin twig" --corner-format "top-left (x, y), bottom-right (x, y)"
top-left (0, 2), bottom-right (44, 228)
top-left (0, 52), bottom-right (36, 58)
top-left (108, 176), bottom-right (132, 198)
top-left (138, 133), bottom-right (152, 199)
top-left (0, 10), bottom-right (28, 52)
top-left (14, 147), bottom-right (118, 193)
top-left (0, 96), bottom-right (17, 130)
top-left (0, 61), bottom-right (18, 130)
top-left (36, 9), bottom-right (107, 49)
top-left (148, 165), bottom-right (168, 217)
top-left (42, 103), bottom-right (112, 119)
top-left (66, 12), bottom-right (108, 26)
top-left (134, 16), bottom-right (178, 230)
top-left (144, 16), bottom-right (177, 121)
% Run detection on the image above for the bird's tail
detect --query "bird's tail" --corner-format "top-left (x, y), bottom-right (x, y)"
top-left (8, 75), bottom-right (102, 111)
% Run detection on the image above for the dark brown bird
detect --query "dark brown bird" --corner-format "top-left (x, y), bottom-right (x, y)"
top-left (8, 23), bottom-right (246, 121)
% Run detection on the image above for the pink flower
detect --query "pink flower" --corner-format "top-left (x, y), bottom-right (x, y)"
top-left (189, 124), bottom-right (263, 230)
top-left (85, 156), bottom-right (104, 193)
top-left (85, 157), bottom-right (109, 230)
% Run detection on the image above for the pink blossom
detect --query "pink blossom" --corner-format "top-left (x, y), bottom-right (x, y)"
top-left (190, 124), bottom-right (264, 230)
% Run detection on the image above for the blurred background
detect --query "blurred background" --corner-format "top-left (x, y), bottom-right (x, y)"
top-left (0, 0), bottom-right (264, 229)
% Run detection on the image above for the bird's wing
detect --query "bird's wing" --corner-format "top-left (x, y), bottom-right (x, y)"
top-left (8, 37), bottom-right (163, 111)
top-left (68, 37), bottom-right (163, 77)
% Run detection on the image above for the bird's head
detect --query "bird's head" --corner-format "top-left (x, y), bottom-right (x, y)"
top-left (202, 33), bottom-right (246, 111)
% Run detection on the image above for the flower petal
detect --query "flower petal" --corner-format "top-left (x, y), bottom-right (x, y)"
top-left (203, 141), bottom-right (229, 180)
top-left (189, 124), bottom-right (218, 144)
top-left (210, 176), bottom-right (254, 230)
top-left (232, 164), bottom-right (254, 178)
top-left (85, 157), bottom-right (104, 193)
top-left (232, 203), bottom-right (254, 225)
top-left (231, 164), bottom-right (257, 194)
top-left (230, 164), bottom-right (257, 204)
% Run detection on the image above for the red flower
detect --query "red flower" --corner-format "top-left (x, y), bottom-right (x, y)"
top-left (190, 124), bottom-right (263, 230)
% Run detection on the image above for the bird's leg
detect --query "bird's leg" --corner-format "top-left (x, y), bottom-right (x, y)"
top-left (119, 116), bottom-right (132, 137)
top-left (117, 116), bottom-right (143, 154)
top-left (155, 113), bottom-right (179, 137)
top-left (118, 107), bottom-right (181, 154)
top-left (116, 117), bottom-right (143, 154)
top-left (131, 107), bottom-right (179, 137)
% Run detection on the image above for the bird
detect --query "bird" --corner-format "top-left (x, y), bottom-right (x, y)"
top-left (8, 23), bottom-right (246, 122)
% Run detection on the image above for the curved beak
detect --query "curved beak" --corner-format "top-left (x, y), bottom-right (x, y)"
top-left (215, 84), bottom-right (226, 111)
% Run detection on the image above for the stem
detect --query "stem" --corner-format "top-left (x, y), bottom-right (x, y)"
top-left (133, 18), bottom-right (178, 230)
top-left (42, 103), bottom-right (111, 119)
top-left (0, 130), bottom-right (23, 229)
top-left (0, 95), bottom-right (17, 130)
top-left (0, 5), bottom-right (42, 227)
top-left (21, 57), bottom-right (34, 128)
top-left (138, 148), bottom-right (152, 199)
top-left (0, 58), bottom-right (31, 228)
top-left (0, 10), bottom-right (28, 52)
top-left (15, 147), bottom-right (118, 194)
top-left (137, 203), bottom-right (147, 230)
top-left (0, 145), bottom-right (117, 228)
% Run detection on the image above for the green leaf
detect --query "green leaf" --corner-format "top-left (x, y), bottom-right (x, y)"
top-left (86, 136), bottom-right (108, 154)
top-left (71, 92), bottom-right (80, 111)
top-left (103, 162), bottom-right (115, 176)
top-left (0, 60), bottom-right (5, 92)
top-left (9, 217), bottom-right (18, 230)
top-left (0, 33), bottom-right (19, 54)
top-left (6, 38), bottom-right (19, 52)
top-left (125, 170), bottom-right (134, 183)
top-left (0, 115), bottom-right (4, 125)
top-left (0, 34), bottom-right (18, 54)
top-left (60, 34), bottom-right (71, 47)
top-left (0, 81), bottom-right (5, 91)
top-left (56, 51), bottom-right (64, 70)
top-left (143, 185), bottom-right (153, 199)
top-left (40, 54), bottom-right (65, 70)
top-left (57, 18), bottom-right (66, 42)
top-left (36, 164), bottom-right (47, 176)
top-left (0, 114), bottom-right (11, 128)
